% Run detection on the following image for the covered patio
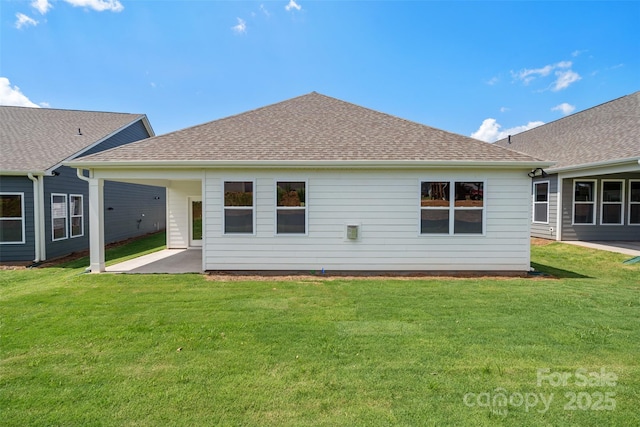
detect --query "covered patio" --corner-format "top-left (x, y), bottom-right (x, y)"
top-left (106, 248), bottom-right (202, 274)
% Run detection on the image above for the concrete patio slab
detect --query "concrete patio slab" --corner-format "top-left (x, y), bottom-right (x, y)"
top-left (563, 241), bottom-right (640, 257)
top-left (106, 249), bottom-right (202, 273)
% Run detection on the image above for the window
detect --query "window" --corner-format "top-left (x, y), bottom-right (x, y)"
top-left (0, 193), bottom-right (25, 244)
top-left (573, 181), bottom-right (596, 224)
top-left (51, 193), bottom-right (68, 240)
top-left (420, 181), bottom-right (484, 235)
top-left (70, 194), bottom-right (84, 237)
top-left (600, 180), bottom-right (624, 225)
top-left (630, 180), bottom-right (640, 225)
top-left (276, 181), bottom-right (306, 234)
top-left (533, 181), bottom-right (549, 223)
top-left (223, 181), bottom-right (254, 234)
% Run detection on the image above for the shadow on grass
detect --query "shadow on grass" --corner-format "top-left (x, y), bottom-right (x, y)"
top-left (530, 262), bottom-right (591, 279)
top-left (41, 232), bottom-right (166, 269)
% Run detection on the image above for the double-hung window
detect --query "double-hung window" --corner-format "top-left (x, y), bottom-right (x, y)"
top-left (276, 181), bottom-right (306, 234)
top-left (420, 181), bottom-right (484, 235)
top-left (70, 194), bottom-right (84, 237)
top-left (600, 180), bottom-right (624, 225)
top-left (0, 193), bottom-right (25, 244)
top-left (51, 193), bottom-right (68, 241)
top-left (573, 181), bottom-right (596, 224)
top-left (630, 180), bottom-right (640, 225)
top-left (533, 181), bottom-right (549, 223)
top-left (223, 181), bottom-right (254, 234)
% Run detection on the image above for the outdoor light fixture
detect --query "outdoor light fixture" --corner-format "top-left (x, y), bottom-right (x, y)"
top-left (528, 168), bottom-right (547, 178)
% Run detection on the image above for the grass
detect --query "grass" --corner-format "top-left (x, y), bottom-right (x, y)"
top-left (1, 235), bottom-right (639, 426)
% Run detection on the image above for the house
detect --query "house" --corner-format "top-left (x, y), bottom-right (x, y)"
top-left (494, 91), bottom-right (640, 242)
top-left (0, 106), bottom-right (166, 263)
top-left (66, 92), bottom-right (551, 273)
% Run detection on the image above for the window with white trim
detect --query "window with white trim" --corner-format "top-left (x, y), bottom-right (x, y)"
top-left (533, 181), bottom-right (549, 223)
top-left (276, 181), bottom-right (306, 234)
top-left (70, 194), bottom-right (84, 237)
top-left (0, 193), bottom-right (25, 244)
top-left (600, 180), bottom-right (624, 225)
top-left (420, 181), bottom-right (484, 235)
top-left (573, 181), bottom-right (596, 225)
top-left (51, 193), bottom-right (68, 241)
top-left (223, 181), bottom-right (254, 234)
top-left (630, 180), bottom-right (640, 225)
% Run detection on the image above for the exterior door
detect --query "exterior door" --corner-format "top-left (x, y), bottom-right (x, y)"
top-left (189, 197), bottom-right (202, 247)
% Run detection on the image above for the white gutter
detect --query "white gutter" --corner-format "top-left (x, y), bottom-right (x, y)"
top-left (547, 157), bottom-right (640, 174)
top-left (65, 159), bottom-right (555, 170)
top-left (27, 173), bottom-right (45, 263)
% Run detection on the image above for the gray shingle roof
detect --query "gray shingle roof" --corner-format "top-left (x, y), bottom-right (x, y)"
top-left (494, 91), bottom-right (640, 171)
top-left (0, 106), bottom-right (146, 173)
top-left (75, 92), bottom-right (542, 164)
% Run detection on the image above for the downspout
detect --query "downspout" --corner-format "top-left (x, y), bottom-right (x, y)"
top-left (27, 173), bottom-right (42, 263)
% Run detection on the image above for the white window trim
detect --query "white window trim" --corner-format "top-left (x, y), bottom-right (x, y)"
top-left (532, 181), bottom-right (550, 224)
top-left (222, 180), bottom-right (256, 235)
top-left (70, 194), bottom-right (84, 238)
top-left (0, 192), bottom-right (26, 244)
top-left (275, 179), bottom-right (308, 236)
top-left (600, 179), bottom-right (624, 226)
top-left (630, 179), bottom-right (640, 226)
top-left (572, 179), bottom-right (597, 225)
top-left (51, 193), bottom-right (68, 241)
top-left (419, 180), bottom-right (486, 236)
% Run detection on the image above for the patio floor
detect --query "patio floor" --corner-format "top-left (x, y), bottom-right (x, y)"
top-left (562, 241), bottom-right (640, 257)
top-left (106, 248), bottom-right (202, 274)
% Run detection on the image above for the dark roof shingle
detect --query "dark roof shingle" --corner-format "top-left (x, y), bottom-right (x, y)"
top-left (76, 92), bottom-right (541, 164)
top-left (494, 91), bottom-right (639, 170)
top-left (0, 106), bottom-right (146, 173)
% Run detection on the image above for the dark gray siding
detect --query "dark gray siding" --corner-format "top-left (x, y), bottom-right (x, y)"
top-left (0, 176), bottom-right (35, 262)
top-left (43, 166), bottom-right (166, 259)
top-left (531, 175), bottom-right (558, 240)
top-left (81, 119), bottom-right (150, 157)
top-left (561, 172), bottom-right (640, 241)
top-left (104, 181), bottom-right (165, 244)
top-left (43, 166), bottom-right (90, 259)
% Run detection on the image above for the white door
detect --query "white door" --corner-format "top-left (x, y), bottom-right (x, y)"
top-left (189, 197), bottom-right (202, 247)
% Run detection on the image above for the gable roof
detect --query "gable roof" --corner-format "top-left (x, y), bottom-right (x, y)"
top-left (494, 91), bottom-right (640, 171)
top-left (71, 92), bottom-right (544, 167)
top-left (0, 106), bottom-right (151, 174)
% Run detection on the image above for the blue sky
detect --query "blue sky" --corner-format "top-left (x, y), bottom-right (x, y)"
top-left (1, 0), bottom-right (638, 142)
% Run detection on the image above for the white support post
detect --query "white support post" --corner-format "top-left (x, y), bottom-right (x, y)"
top-left (88, 178), bottom-right (105, 272)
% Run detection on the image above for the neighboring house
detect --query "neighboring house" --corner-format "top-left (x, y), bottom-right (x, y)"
top-left (67, 92), bottom-right (550, 273)
top-left (0, 106), bottom-right (166, 263)
top-left (495, 91), bottom-right (640, 242)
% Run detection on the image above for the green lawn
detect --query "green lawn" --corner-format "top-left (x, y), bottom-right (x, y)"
top-left (1, 235), bottom-right (638, 426)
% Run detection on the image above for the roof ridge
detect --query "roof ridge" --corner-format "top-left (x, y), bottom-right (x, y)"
top-left (0, 104), bottom-right (144, 116)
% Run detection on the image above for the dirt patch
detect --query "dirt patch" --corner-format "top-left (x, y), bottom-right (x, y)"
top-left (531, 237), bottom-right (555, 246)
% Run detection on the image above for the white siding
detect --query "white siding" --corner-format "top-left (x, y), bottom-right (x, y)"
top-left (204, 168), bottom-right (532, 272)
top-left (166, 180), bottom-right (201, 249)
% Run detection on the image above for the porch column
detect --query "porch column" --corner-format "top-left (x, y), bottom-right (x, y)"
top-left (88, 178), bottom-right (105, 272)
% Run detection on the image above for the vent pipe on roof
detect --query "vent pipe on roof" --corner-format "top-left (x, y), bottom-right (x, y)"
top-left (77, 128), bottom-right (82, 136)
top-left (508, 135), bottom-right (511, 144)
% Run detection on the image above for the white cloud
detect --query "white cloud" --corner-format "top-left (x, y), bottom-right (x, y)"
top-left (32, 0), bottom-right (52, 14)
top-left (551, 102), bottom-right (576, 115)
top-left (512, 61), bottom-right (580, 91)
top-left (63, 0), bottom-right (124, 13)
top-left (285, 0), bottom-right (302, 11)
top-left (471, 118), bottom-right (544, 143)
top-left (500, 106), bottom-right (510, 113)
top-left (260, 4), bottom-right (271, 17)
top-left (0, 77), bottom-right (41, 108)
top-left (15, 13), bottom-right (38, 29)
top-left (486, 76), bottom-right (499, 86)
top-left (552, 69), bottom-right (581, 91)
top-left (232, 18), bottom-right (247, 34)
top-left (571, 49), bottom-right (587, 57)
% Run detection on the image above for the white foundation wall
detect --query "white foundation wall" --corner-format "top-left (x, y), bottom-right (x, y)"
top-left (166, 180), bottom-right (201, 249)
top-left (203, 168), bottom-right (533, 272)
